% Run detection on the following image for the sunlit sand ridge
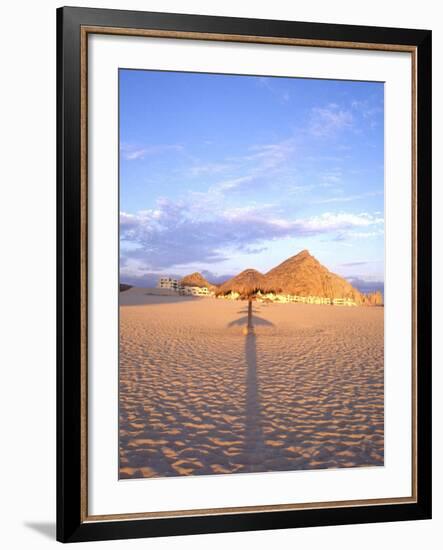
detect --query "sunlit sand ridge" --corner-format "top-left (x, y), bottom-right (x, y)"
top-left (119, 288), bottom-right (384, 479)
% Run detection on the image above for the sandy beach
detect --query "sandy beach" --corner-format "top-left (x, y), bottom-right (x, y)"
top-left (119, 288), bottom-right (384, 479)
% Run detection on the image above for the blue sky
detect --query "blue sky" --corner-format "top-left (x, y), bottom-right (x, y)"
top-left (120, 69), bottom-right (384, 291)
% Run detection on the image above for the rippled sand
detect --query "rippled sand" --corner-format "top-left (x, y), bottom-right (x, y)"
top-left (119, 288), bottom-right (384, 479)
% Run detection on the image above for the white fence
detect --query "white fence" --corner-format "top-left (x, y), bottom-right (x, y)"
top-left (256, 292), bottom-right (357, 306)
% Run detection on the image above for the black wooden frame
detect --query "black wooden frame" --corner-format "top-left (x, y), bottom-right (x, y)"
top-left (57, 6), bottom-right (432, 543)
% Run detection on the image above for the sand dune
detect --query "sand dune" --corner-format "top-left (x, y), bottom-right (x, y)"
top-left (119, 288), bottom-right (384, 479)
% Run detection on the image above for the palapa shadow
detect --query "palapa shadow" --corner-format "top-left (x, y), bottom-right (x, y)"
top-left (227, 315), bottom-right (274, 328)
top-left (227, 305), bottom-right (275, 472)
top-left (243, 331), bottom-right (267, 471)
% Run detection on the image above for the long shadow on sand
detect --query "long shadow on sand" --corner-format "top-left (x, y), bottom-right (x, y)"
top-left (242, 331), bottom-right (267, 471)
top-left (228, 307), bottom-right (274, 472)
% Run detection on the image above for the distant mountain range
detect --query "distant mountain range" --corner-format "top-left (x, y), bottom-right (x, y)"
top-left (180, 250), bottom-right (383, 305)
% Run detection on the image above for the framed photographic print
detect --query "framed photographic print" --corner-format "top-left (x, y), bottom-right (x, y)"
top-left (57, 6), bottom-right (432, 543)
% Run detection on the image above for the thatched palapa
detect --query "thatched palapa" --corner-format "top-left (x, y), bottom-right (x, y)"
top-left (180, 272), bottom-right (216, 291)
top-left (215, 269), bottom-right (274, 298)
top-left (216, 269), bottom-right (275, 333)
top-left (265, 249), bottom-right (364, 304)
top-left (183, 250), bottom-right (381, 306)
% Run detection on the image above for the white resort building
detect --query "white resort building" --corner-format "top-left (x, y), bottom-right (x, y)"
top-left (158, 277), bottom-right (180, 291)
top-left (158, 277), bottom-right (214, 297)
top-left (180, 286), bottom-right (212, 297)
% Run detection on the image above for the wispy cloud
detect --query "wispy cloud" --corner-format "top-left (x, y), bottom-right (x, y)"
top-left (314, 190), bottom-right (383, 204)
top-left (211, 175), bottom-right (255, 193)
top-left (257, 77), bottom-right (290, 104)
top-left (120, 198), bottom-right (383, 273)
top-left (309, 104), bottom-right (353, 137)
top-left (186, 138), bottom-right (297, 203)
top-left (348, 230), bottom-right (384, 239)
top-left (340, 261), bottom-right (371, 267)
top-left (187, 161), bottom-right (233, 177)
top-left (244, 139), bottom-right (296, 169)
top-left (351, 99), bottom-right (383, 128)
top-left (296, 212), bottom-right (383, 233)
top-left (319, 168), bottom-right (343, 185)
top-left (121, 143), bottom-right (184, 161)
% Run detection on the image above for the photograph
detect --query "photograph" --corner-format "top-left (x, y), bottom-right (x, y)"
top-left (118, 69), bottom-right (385, 480)
top-left (53, 5), bottom-right (432, 543)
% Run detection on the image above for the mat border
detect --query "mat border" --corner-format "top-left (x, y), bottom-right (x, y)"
top-left (57, 6), bottom-right (431, 543)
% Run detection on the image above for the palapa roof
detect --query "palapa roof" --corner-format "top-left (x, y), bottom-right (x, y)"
top-left (182, 250), bottom-right (374, 304)
top-left (265, 249), bottom-right (364, 302)
top-left (215, 269), bottom-right (274, 297)
top-left (180, 272), bottom-right (216, 291)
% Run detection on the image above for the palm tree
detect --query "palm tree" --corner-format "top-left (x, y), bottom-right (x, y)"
top-left (216, 269), bottom-right (273, 334)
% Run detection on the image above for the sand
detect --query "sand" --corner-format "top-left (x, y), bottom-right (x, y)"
top-left (119, 287), bottom-right (384, 479)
